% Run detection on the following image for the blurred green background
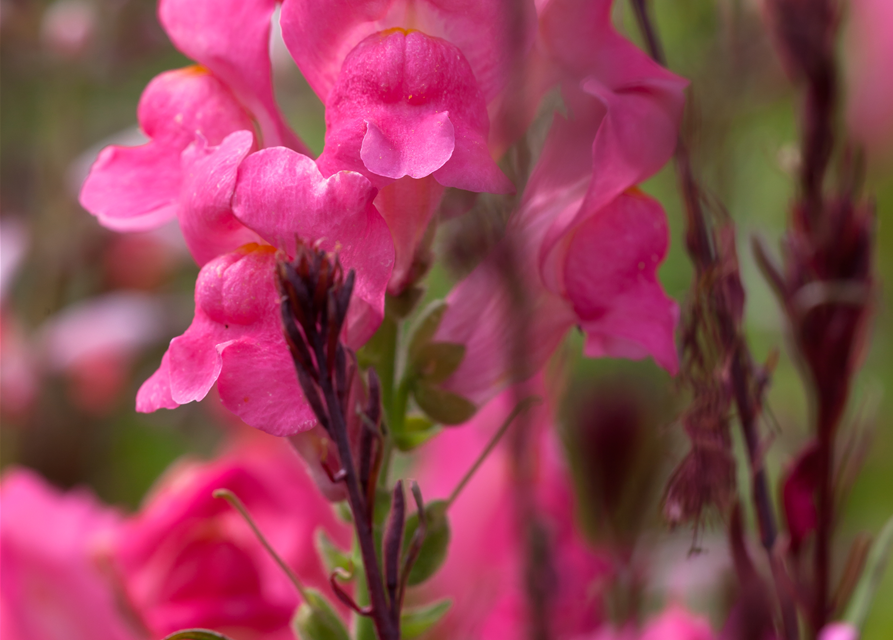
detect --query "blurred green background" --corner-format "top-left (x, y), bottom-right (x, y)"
top-left (1, 0), bottom-right (890, 637)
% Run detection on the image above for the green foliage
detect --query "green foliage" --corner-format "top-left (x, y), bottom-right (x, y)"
top-left (412, 384), bottom-right (477, 425)
top-left (401, 599), bottom-right (453, 639)
top-left (403, 500), bottom-right (451, 585)
top-left (315, 530), bottom-right (353, 577)
top-left (291, 589), bottom-right (350, 640)
top-left (845, 514), bottom-right (893, 631)
top-left (392, 415), bottom-right (441, 452)
top-left (161, 630), bottom-right (236, 640)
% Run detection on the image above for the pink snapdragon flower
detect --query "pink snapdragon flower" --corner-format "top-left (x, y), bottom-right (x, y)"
top-left (282, 0), bottom-right (527, 291)
top-left (137, 146), bottom-right (394, 436)
top-left (80, 67), bottom-right (256, 235)
top-left (113, 436), bottom-right (351, 640)
top-left (433, 0), bottom-right (685, 404)
top-left (157, 0), bottom-right (304, 151)
top-left (0, 468), bottom-right (138, 640)
top-left (410, 387), bottom-right (611, 638)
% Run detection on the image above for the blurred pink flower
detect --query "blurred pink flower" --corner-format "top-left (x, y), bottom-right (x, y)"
top-left (136, 148), bottom-right (394, 435)
top-left (411, 387), bottom-right (611, 638)
top-left (845, 0), bottom-right (893, 160)
top-left (0, 468), bottom-right (138, 640)
top-left (113, 436), bottom-right (350, 640)
top-left (434, 3), bottom-right (685, 404)
top-left (818, 622), bottom-right (858, 640)
top-left (39, 0), bottom-right (96, 58)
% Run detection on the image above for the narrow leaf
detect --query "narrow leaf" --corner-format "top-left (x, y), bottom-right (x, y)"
top-left (413, 384), bottom-right (476, 425)
top-left (292, 589), bottom-right (351, 640)
top-left (402, 500), bottom-right (451, 585)
top-left (843, 514), bottom-right (893, 630)
top-left (401, 599), bottom-right (453, 639)
top-left (161, 631), bottom-right (236, 640)
top-left (407, 301), bottom-right (448, 361)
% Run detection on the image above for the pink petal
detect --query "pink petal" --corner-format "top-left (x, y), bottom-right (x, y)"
top-left (136, 351), bottom-right (178, 411)
top-left (846, 0), bottom-right (893, 159)
top-left (80, 67), bottom-right (254, 232)
top-left (137, 247), bottom-right (320, 436)
top-left (373, 175), bottom-right (445, 294)
top-left (361, 111), bottom-right (454, 180)
top-left (179, 130), bottom-right (261, 266)
top-left (158, 0), bottom-right (306, 152)
top-left (280, 0), bottom-right (536, 105)
top-left (218, 340), bottom-right (317, 437)
top-left (562, 189), bottom-right (679, 374)
top-left (316, 29), bottom-right (512, 193)
top-left (434, 241), bottom-right (576, 405)
top-left (233, 147), bottom-right (394, 346)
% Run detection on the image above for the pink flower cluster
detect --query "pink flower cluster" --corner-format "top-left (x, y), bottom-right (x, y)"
top-left (78, 0), bottom-right (684, 435)
top-left (0, 403), bottom-right (720, 640)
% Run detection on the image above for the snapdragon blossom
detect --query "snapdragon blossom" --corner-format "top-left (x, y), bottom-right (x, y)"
top-left (434, 0), bottom-right (685, 404)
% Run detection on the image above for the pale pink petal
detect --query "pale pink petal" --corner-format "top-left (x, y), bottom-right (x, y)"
top-left (280, 0), bottom-right (536, 105)
top-left (434, 241), bottom-right (576, 405)
top-left (563, 190), bottom-right (679, 374)
top-left (373, 175), bottom-right (444, 294)
top-left (233, 147), bottom-right (394, 346)
top-left (158, 0), bottom-right (306, 151)
top-left (317, 30), bottom-right (511, 193)
top-left (80, 67), bottom-right (254, 231)
top-left (361, 111), bottom-right (454, 180)
top-left (179, 130), bottom-right (261, 266)
top-left (818, 623), bottom-right (859, 640)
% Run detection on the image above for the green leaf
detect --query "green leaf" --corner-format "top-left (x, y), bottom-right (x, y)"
top-left (844, 514), bottom-right (893, 630)
top-left (387, 286), bottom-right (425, 319)
top-left (161, 631), bottom-right (236, 640)
top-left (401, 599), bottom-right (453, 639)
top-left (393, 415), bottom-right (441, 452)
top-left (291, 589), bottom-right (350, 640)
top-left (408, 301), bottom-right (448, 361)
top-left (413, 384), bottom-right (476, 425)
top-left (403, 500), bottom-right (451, 585)
top-left (412, 342), bottom-right (466, 384)
top-left (314, 530), bottom-right (353, 577)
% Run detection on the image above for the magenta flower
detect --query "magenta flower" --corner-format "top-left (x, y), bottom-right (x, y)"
top-left (0, 468), bottom-right (138, 640)
top-left (158, 0), bottom-right (305, 151)
top-left (316, 29), bottom-right (512, 194)
top-left (79, 67), bottom-right (255, 233)
top-left (137, 148), bottom-right (394, 436)
top-left (433, 2), bottom-right (686, 404)
top-left (280, 0), bottom-right (535, 107)
top-left (411, 386), bottom-right (611, 638)
top-left (113, 437), bottom-right (351, 640)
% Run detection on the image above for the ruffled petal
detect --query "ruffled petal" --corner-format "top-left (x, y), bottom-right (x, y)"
top-left (562, 190), bottom-right (679, 374)
top-left (158, 0), bottom-right (306, 151)
top-left (80, 67), bottom-right (254, 231)
top-left (280, 0), bottom-right (536, 104)
top-left (317, 30), bottom-right (511, 193)
top-left (217, 340), bottom-right (317, 437)
top-left (179, 130), bottom-right (261, 266)
top-left (232, 147), bottom-right (394, 345)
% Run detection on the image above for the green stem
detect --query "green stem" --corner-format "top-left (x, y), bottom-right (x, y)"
top-left (446, 397), bottom-right (540, 508)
